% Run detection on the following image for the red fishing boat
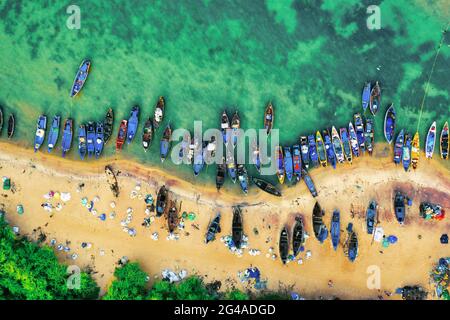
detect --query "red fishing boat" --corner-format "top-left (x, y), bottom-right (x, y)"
top-left (116, 120), bottom-right (128, 151)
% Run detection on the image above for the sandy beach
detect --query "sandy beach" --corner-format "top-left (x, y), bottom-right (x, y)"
top-left (0, 141), bottom-right (449, 299)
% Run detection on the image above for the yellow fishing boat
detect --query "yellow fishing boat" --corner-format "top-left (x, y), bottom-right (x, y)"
top-left (316, 131), bottom-right (327, 167)
top-left (411, 131), bottom-right (420, 169)
top-left (275, 146), bottom-right (285, 184)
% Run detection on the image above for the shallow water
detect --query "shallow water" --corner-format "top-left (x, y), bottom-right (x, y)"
top-left (0, 0), bottom-right (448, 187)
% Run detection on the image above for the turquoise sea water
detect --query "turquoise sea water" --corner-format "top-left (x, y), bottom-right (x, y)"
top-left (0, 0), bottom-right (448, 187)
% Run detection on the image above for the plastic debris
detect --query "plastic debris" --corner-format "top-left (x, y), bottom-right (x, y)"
top-left (441, 234), bottom-right (448, 244)
top-left (374, 227), bottom-right (384, 242)
top-left (99, 213), bottom-right (106, 221)
top-left (60, 192), bottom-right (71, 202)
top-left (12, 226), bottom-right (19, 234)
top-left (16, 204), bottom-right (24, 215)
top-left (2, 177), bottom-right (11, 190)
top-left (151, 232), bottom-right (159, 241)
top-left (419, 202), bottom-right (445, 221)
top-left (387, 235), bottom-right (398, 244)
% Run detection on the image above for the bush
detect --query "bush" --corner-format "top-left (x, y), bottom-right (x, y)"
top-left (102, 262), bottom-right (148, 300)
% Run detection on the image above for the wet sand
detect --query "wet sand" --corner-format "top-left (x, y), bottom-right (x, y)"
top-left (0, 141), bottom-right (449, 299)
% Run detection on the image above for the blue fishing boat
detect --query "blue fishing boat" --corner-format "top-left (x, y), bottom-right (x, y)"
top-left (34, 115), bottom-right (47, 152)
top-left (348, 122), bottom-right (360, 157)
top-left (231, 111), bottom-right (240, 147)
top-left (362, 82), bottom-right (371, 112)
top-left (354, 113), bottom-right (365, 154)
top-left (95, 122), bottom-right (104, 159)
top-left (330, 210), bottom-right (340, 251)
top-left (347, 228), bottom-right (358, 262)
top-left (402, 133), bottom-right (411, 171)
top-left (70, 59), bottom-right (91, 98)
top-left (369, 81), bottom-right (381, 116)
top-left (340, 127), bottom-right (352, 164)
top-left (205, 213), bottom-right (221, 244)
top-left (394, 129), bottom-right (404, 164)
top-left (292, 144), bottom-right (302, 181)
top-left (126, 105), bottom-right (139, 144)
top-left (46, 115), bottom-right (61, 153)
top-left (425, 121), bottom-right (437, 159)
top-left (251, 139), bottom-right (261, 173)
top-left (384, 104), bottom-right (396, 144)
top-left (220, 111), bottom-right (230, 144)
top-left (283, 146), bottom-right (294, 182)
top-left (366, 200), bottom-right (377, 235)
top-left (78, 125), bottom-right (87, 160)
top-left (312, 202), bottom-right (328, 243)
top-left (302, 168), bottom-right (318, 197)
top-left (226, 148), bottom-right (237, 183)
top-left (61, 119), bottom-right (73, 157)
top-left (237, 164), bottom-right (249, 195)
top-left (300, 136), bottom-right (310, 169)
top-left (193, 139), bottom-right (205, 176)
top-left (364, 117), bottom-right (375, 155)
top-left (160, 124), bottom-right (172, 162)
top-left (394, 192), bottom-right (406, 225)
top-left (276, 146), bottom-right (285, 184)
top-left (86, 122), bottom-right (95, 157)
top-left (323, 130), bottom-right (336, 169)
top-left (308, 135), bottom-right (319, 167)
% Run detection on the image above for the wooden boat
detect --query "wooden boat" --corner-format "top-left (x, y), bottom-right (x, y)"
top-left (226, 149), bottom-right (237, 183)
top-left (402, 132), bottom-right (411, 171)
top-left (95, 122), bottom-right (104, 159)
top-left (105, 165), bottom-right (119, 197)
top-left (103, 108), bottom-right (114, 143)
top-left (330, 210), bottom-right (340, 251)
top-left (179, 131), bottom-right (190, 161)
top-left (264, 102), bottom-right (274, 134)
top-left (220, 111), bottom-right (230, 144)
top-left (366, 200), bottom-right (377, 235)
top-left (394, 192), bottom-right (406, 225)
top-left (237, 164), bottom-right (249, 195)
top-left (348, 122), bottom-right (360, 157)
top-left (292, 216), bottom-right (304, 257)
top-left (279, 227), bottom-right (289, 265)
top-left (142, 118), bottom-right (153, 152)
top-left (411, 132), bottom-right (420, 169)
top-left (232, 206), bottom-right (243, 249)
top-left (86, 121), bottom-right (96, 157)
top-left (153, 96), bottom-right (165, 129)
top-left (361, 82), bottom-right (371, 112)
top-left (384, 104), bottom-right (396, 144)
top-left (216, 157), bottom-right (226, 191)
top-left (340, 127), bottom-right (352, 164)
top-left (204, 136), bottom-right (217, 164)
top-left (167, 200), bottom-right (179, 234)
top-left (34, 115), bottom-right (47, 152)
top-left (394, 129), bottom-right (404, 164)
top-left (70, 59), bottom-right (91, 97)
top-left (331, 126), bottom-right (345, 164)
top-left (61, 119), bottom-right (73, 157)
top-left (300, 136), bottom-right (310, 169)
top-left (160, 123), bottom-right (172, 162)
top-left (283, 146), bottom-right (294, 182)
top-left (7, 114), bottom-right (14, 139)
top-left (316, 131), bottom-right (327, 167)
top-left (441, 122), bottom-right (449, 160)
top-left (312, 202), bottom-right (328, 243)
top-left (323, 129), bottom-right (336, 169)
top-left (205, 213), bottom-right (221, 244)
top-left (231, 111), bottom-right (240, 146)
top-left (302, 168), bottom-right (318, 197)
top-left (251, 139), bottom-right (261, 173)
top-left (425, 121), bottom-right (437, 159)
top-left (364, 117), bottom-right (375, 155)
top-left (307, 135), bottom-right (319, 167)
top-left (276, 146), bottom-right (285, 184)
top-left (292, 144), bottom-right (302, 181)
top-left (193, 139), bottom-right (205, 176)
top-left (369, 81), bottom-right (381, 115)
top-left (46, 115), bottom-right (60, 152)
top-left (126, 105), bottom-right (139, 144)
top-left (0, 106), bottom-right (3, 134)
top-left (354, 113), bottom-right (365, 154)
top-left (252, 177), bottom-right (282, 197)
top-left (347, 229), bottom-right (358, 262)
top-left (156, 185), bottom-right (169, 217)
top-left (78, 124), bottom-right (87, 160)
top-left (116, 120), bottom-right (127, 151)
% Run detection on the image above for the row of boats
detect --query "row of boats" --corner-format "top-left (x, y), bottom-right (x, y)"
top-left (0, 107), bottom-right (15, 139)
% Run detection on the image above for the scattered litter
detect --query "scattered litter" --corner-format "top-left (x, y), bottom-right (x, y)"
top-left (110, 201), bottom-right (116, 208)
top-left (441, 234), bottom-right (448, 244)
top-left (306, 250), bottom-right (312, 259)
top-left (50, 238), bottom-right (57, 246)
top-left (12, 226), bottom-right (19, 234)
top-left (374, 227), bottom-right (384, 242)
top-left (151, 232), bottom-right (159, 240)
top-left (420, 202), bottom-right (445, 221)
top-left (16, 204), bottom-right (24, 215)
top-left (238, 267), bottom-right (267, 290)
top-left (162, 269), bottom-right (188, 283)
top-left (71, 253), bottom-right (78, 260)
top-left (99, 213), bottom-right (106, 221)
top-left (2, 177), bottom-right (11, 190)
top-left (396, 285), bottom-right (427, 300)
top-left (430, 257), bottom-right (450, 300)
top-left (60, 192), bottom-right (71, 202)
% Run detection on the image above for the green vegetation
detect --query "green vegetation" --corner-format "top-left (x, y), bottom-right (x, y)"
top-left (102, 262), bottom-right (148, 300)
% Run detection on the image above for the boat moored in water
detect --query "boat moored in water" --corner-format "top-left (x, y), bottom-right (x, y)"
top-left (153, 96), bottom-right (165, 129)
top-left (331, 126), bottom-right (345, 164)
top-left (384, 104), bottom-right (396, 144)
top-left (354, 113), bottom-right (365, 154)
top-left (160, 123), bottom-right (172, 162)
top-left (142, 118), bottom-right (153, 152)
top-left (364, 117), bottom-right (375, 155)
top-left (264, 102), bottom-right (274, 134)
top-left (323, 129), bottom-right (336, 169)
top-left (283, 146), bottom-right (294, 182)
top-left (369, 81), bottom-right (381, 115)
top-left (216, 157), bottom-right (226, 191)
top-left (394, 129), bottom-right (404, 164)
top-left (402, 132), bottom-right (411, 171)
top-left (95, 122), bottom-right (104, 159)
top-left (70, 59), bottom-right (91, 98)
top-left (251, 139), bottom-right (261, 173)
top-left (78, 124), bottom-right (87, 160)
top-left (34, 115), bottom-right (47, 152)
top-left (231, 111), bottom-right (240, 146)
top-left (220, 111), bottom-right (230, 144)
top-left (362, 82), bottom-right (371, 112)
top-left (340, 127), bottom-right (352, 164)
top-left (348, 122), bottom-right (359, 157)
top-left (126, 105), bottom-right (139, 144)
top-left (7, 114), bottom-right (14, 139)
top-left (86, 121), bottom-right (96, 157)
top-left (237, 164), bottom-right (249, 195)
top-left (425, 121), bottom-right (437, 159)
top-left (252, 177), bottom-right (282, 197)
top-left (47, 115), bottom-right (60, 152)
top-left (308, 135), bottom-right (319, 167)
top-left (300, 136), bottom-right (310, 169)
top-left (276, 146), bottom-right (285, 184)
top-left (411, 132), bottom-right (420, 169)
top-left (116, 120), bottom-right (128, 151)
top-left (103, 108), bottom-right (114, 143)
top-left (316, 131), bottom-right (327, 167)
top-left (292, 144), bottom-right (302, 181)
top-left (61, 119), bottom-right (73, 157)
top-left (441, 122), bottom-right (449, 160)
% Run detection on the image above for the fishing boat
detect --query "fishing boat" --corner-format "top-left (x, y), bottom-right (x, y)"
top-left (70, 59), bottom-right (91, 98)
top-left (153, 96), bottom-right (165, 129)
top-left (394, 192), bottom-right (406, 225)
top-left (361, 82), bottom-right (371, 112)
top-left (156, 185), bottom-right (169, 217)
top-left (252, 177), bottom-right (282, 197)
top-left (95, 122), bottom-right (104, 159)
top-left (251, 139), bottom-right (261, 173)
top-left (402, 133), bottom-right (411, 171)
top-left (279, 227), bottom-right (289, 265)
top-left (7, 114), bottom-right (14, 139)
top-left (34, 115), bottom-right (47, 152)
top-left (441, 122), bottom-right (449, 160)
top-left (142, 118), bottom-right (153, 152)
top-left (220, 111), bottom-right (230, 144)
top-left (308, 135), bottom-right (319, 167)
top-left (160, 123), bottom-right (172, 162)
top-left (292, 145), bottom-right (302, 181)
top-left (330, 210), bottom-right (340, 251)
top-left (425, 121), bottom-right (437, 159)
top-left (226, 149), bottom-right (237, 183)
top-left (347, 229), bottom-right (358, 262)
top-left (264, 102), bottom-right (274, 134)
top-left (86, 122), bottom-right (96, 157)
top-left (179, 131), bottom-right (190, 161)
top-left (411, 132), bottom-right (420, 169)
top-left (364, 117), bottom-right (375, 155)
top-left (354, 113), bottom-right (365, 154)
top-left (323, 129), bottom-right (336, 168)
top-left (167, 200), bottom-right (179, 234)
top-left (193, 139), bottom-right (205, 176)
top-left (204, 136), bottom-right (217, 164)
top-left (232, 206), bottom-right (243, 249)
top-left (316, 131), bottom-right (327, 167)
top-left (61, 119), bottom-right (73, 157)
top-left (394, 129), bottom-right (404, 164)
top-left (103, 108), bottom-right (114, 143)
top-left (237, 164), bottom-right (249, 195)
top-left (300, 136), bottom-right (310, 169)
top-left (46, 115), bottom-right (60, 152)
top-left (216, 157), bottom-right (226, 191)
top-left (340, 128), bottom-right (352, 163)
top-left (302, 168), bottom-right (318, 197)
top-left (312, 202), bottom-right (328, 243)
top-left (78, 124), bottom-right (87, 160)
top-left (205, 213), bottom-right (221, 244)
top-left (276, 146), bottom-right (285, 184)
top-left (384, 104), bottom-right (396, 144)
top-left (348, 122), bottom-right (360, 157)
top-left (116, 120), bottom-right (127, 151)
top-left (231, 111), bottom-right (240, 146)
top-left (292, 216), bottom-right (304, 257)
top-left (0, 106), bottom-right (3, 134)
top-left (369, 81), bottom-right (381, 115)
top-left (366, 200), bottom-right (377, 235)
top-left (283, 146), bottom-right (294, 182)
top-left (126, 105), bottom-right (139, 144)
top-left (331, 126), bottom-right (345, 164)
